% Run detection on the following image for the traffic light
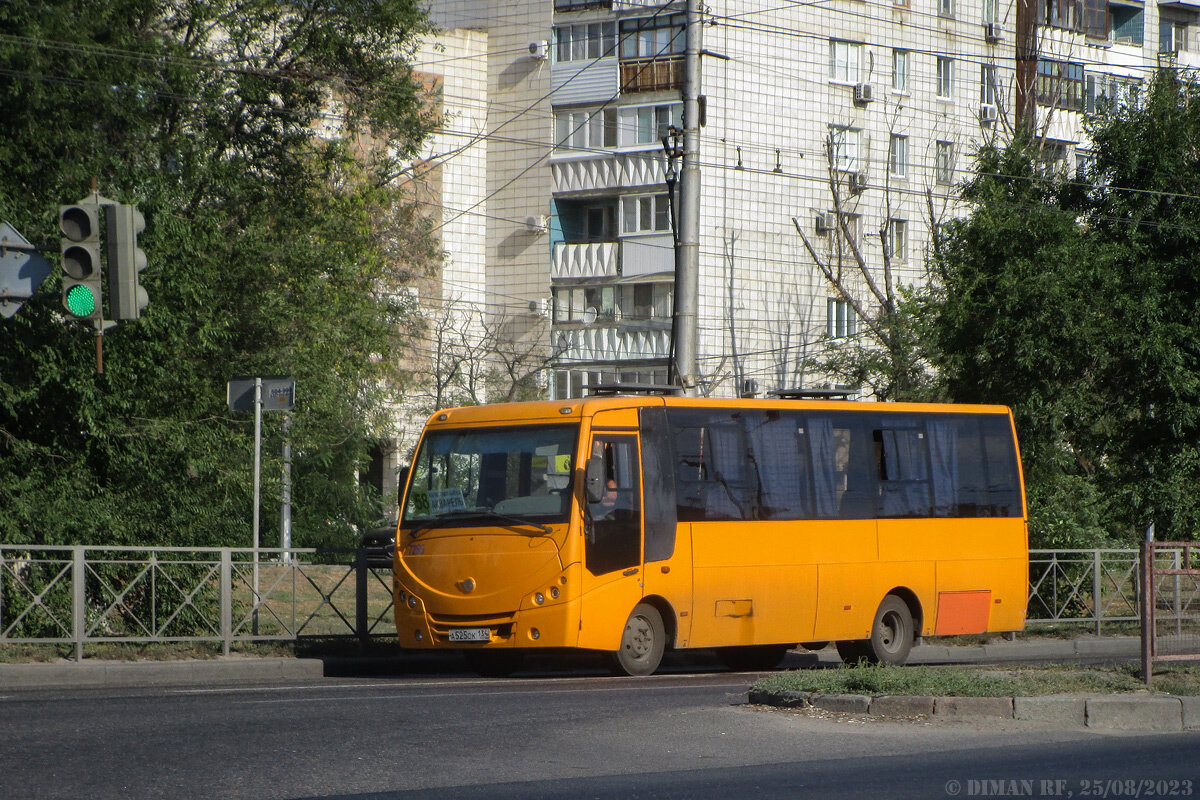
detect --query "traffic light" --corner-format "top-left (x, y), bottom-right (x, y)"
top-left (105, 203), bottom-right (148, 319)
top-left (59, 200), bottom-right (102, 322)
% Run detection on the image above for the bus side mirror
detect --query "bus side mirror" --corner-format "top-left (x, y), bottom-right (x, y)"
top-left (585, 456), bottom-right (606, 504)
top-left (397, 466), bottom-right (410, 506)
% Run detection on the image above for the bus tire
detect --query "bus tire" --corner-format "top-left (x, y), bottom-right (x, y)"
top-left (866, 594), bottom-right (915, 665)
top-left (463, 650), bottom-right (524, 678)
top-left (716, 644), bottom-right (791, 671)
top-left (614, 602), bottom-right (666, 676)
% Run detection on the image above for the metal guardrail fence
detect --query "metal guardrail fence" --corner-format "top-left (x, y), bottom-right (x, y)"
top-left (1026, 548), bottom-right (1145, 635)
top-left (0, 546), bottom-right (394, 660)
top-left (0, 545), bottom-right (1187, 658)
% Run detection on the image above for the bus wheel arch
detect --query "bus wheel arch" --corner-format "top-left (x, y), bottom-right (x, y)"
top-left (837, 590), bottom-right (921, 666)
top-left (613, 597), bottom-right (674, 676)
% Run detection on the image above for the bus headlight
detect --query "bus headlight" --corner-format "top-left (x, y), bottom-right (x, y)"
top-left (534, 592), bottom-right (545, 605)
top-left (407, 593), bottom-right (418, 609)
top-left (550, 587), bottom-right (560, 600)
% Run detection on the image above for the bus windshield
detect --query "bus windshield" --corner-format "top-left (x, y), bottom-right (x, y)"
top-left (402, 424), bottom-right (578, 529)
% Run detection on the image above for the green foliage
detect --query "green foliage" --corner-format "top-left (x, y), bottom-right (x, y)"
top-left (0, 0), bottom-right (439, 548)
top-left (929, 75), bottom-right (1200, 545)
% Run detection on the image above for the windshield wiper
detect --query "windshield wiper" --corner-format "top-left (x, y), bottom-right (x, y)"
top-left (407, 509), bottom-right (552, 539)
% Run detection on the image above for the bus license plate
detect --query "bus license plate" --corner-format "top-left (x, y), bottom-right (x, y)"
top-left (448, 628), bottom-right (491, 642)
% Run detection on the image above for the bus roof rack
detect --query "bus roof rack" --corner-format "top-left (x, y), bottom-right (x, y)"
top-left (768, 388), bottom-right (858, 400)
top-left (588, 383), bottom-right (683, 397)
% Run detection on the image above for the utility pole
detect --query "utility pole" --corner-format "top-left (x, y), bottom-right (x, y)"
top-left (674, 0), bottom-right (703, 396)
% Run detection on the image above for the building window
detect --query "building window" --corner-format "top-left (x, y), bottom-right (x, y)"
top-left (1075, 150), bottom-right (1095, 182)
top-left (619, 13), bottom-right (685, 59)
top-left (889, 134), bottom-right (908, 177)
top-left (982, 0), bottom-right (999, 23)
top-left (937, 57), bottom-right (954, 99)
top-left (555, 108), bottom-right (617, 152)
top-left (1085, 73), bottom-right (1140, 113)
top-left (1161, 18), bottom-right (1190, 53)
top-left (938, 0), bottom-right (954, 17)
top-left (1037, 59), bottom-right (1084, 111)
top-left (829, 39), bottom-right (861, 84)
top-left (621, 194), bottom-right (671, 234)
top-left (887, 219), bottom-right (908, 261)
top-left (981, 65), bottom-right (998, 106)
top-left (936, 140), bottom-right (955, 185)
top-left (828, 298), bottom-right (857, 339)
top-left (616, 102), bottom-right (682, 148)
top-left (1111, 5), bottom-right (1144, 45)
top-left (1042, 0), bottom-right (1078, 30)
top-left (829, 126), bottom-right (860, 171)
top-left (1036, 140), bottom-right (1071, 177)
top-left (554, 21), bottom-right (617, 63)
top-left (892, 49), bottom-right (908, 93)
top-left (1082, 0), bottom-right (1108, 39)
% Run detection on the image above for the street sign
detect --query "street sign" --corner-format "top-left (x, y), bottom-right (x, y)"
top-left (0, 222), bottom-right (54, 319)
top-left (227, 375), bottom-right (295, 413)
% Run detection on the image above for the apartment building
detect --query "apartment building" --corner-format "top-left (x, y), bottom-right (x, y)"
top-left (414, 0), bottom-right (1178, 402)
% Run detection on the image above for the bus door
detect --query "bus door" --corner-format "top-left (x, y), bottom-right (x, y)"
top-left (578, 421), bottom-right (644, 650)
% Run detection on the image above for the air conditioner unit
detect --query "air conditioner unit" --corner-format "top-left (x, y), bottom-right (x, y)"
top-left (525, 215), bottom-right (548, 234)
top-left (984, 22), bottom-right (1004, 43)
top-left (816, 211), bottom-right (838, 233)
top-left (529, 40), bottom-right (549, 60)
top-left (847, 171), bottom-right (868, 192)
top-left (979, 103), bottom-right (998, 124)
top-left (854, 82), bottom-right (874, 103)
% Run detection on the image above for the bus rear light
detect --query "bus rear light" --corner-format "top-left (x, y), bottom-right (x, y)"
top-left (530, 628), bottom-right (541, 640)
top-left (415, 631), bottom-right (424, 642)
top-left (407, 594), bottom-right (419, 609)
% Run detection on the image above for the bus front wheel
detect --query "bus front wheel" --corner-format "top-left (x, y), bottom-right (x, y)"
top-left (836, 595), bottom-right (915, 666)
top-left (614, 602), bottom-right (666, 676)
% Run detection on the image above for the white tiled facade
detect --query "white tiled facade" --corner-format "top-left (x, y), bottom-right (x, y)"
top-left (416, 0), bottom-right (1183, 400)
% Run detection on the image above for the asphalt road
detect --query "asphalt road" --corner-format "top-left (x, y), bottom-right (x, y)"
top-left (2, 667), bottom-right (1199, 800)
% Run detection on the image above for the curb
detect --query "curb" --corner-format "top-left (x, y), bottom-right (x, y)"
top-left (747, 688), bottom-right (1200, 732)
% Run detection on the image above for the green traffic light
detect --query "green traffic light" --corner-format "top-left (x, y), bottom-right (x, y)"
top-left (65, 284), bottom-right (96, 317)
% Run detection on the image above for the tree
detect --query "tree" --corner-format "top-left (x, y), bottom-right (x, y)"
top-left (928, 73), bottom-right (1200, 545)
top-left (0, 0), bottom-right (440, 548)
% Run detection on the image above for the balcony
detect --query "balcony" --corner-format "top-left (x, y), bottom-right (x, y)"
top-left (620, 56), bottom-right (685, 92)
top-left (553, 242), bottom-right (619, 280)
top-left (553, 326), bottom-right (672, 363)
top-left (555, 0), bottom-right (611, 9)
top-left (552, 150), bottom-right (666, 195)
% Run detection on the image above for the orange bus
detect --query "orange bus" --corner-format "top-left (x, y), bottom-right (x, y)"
top-left (393, 392), bottom-right (1027, 676)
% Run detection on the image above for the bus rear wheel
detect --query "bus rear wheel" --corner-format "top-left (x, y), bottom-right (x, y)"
top-left (716, 644), bottom-right (791, 672)
top-left (613, 602), bottom-right (666, 676)
top-left (837, 595), bottom-right (915, 666)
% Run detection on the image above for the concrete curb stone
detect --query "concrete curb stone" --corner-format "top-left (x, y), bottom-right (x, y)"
top-left (1086, 696), bottom-right (1183, 732)
top-left (811, 693), bottom-right (871, 713)
top-left (934, 696), bottom-right (1014, 718)
top-left (870, 695), bottom-right (934, 717)
top-left (1013, 695), bottom-right (1087, 726)
top-left (750, 690), bottom-right (1193, 732)
top-left (1180, 696), bottom-right (1200, 731)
